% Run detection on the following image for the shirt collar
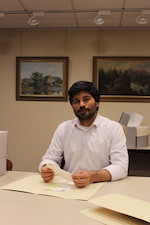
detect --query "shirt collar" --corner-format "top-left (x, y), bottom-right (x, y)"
top-left (73, 114), bottom-right (101, 129)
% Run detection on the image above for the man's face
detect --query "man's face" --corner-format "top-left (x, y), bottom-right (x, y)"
top-left (71, 91), bottom-right (99, 121)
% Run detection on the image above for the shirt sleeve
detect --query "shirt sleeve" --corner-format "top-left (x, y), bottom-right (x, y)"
top-left (38, 124), bottom-right (64, 171)
top-left (103, 123), bottom-right (129, 181)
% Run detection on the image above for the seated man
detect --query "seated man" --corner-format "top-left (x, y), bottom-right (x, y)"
top-left (39, 81), bottom-right (128, 188)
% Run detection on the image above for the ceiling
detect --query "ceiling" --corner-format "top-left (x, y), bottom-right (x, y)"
top-left (1, 0), bottom-right (150, 30)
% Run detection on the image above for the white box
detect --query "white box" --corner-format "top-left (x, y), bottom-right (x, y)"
top-left (0, 131), bottom-right (8, 176)
top-left (0, 131), bottom-right (8, 158)
top-left (0, 157), bottom-right (6, 176)
top-left (127, 126), bottom-right (149, 148)
top-left (119, 113), bottom-right (149, 149)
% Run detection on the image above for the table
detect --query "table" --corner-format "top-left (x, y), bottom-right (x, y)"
top-left (0, 171), bottom-right (150, 225)
top-left (128, 146), bottom-right (150, 176)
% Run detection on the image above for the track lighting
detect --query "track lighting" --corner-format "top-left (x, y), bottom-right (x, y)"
top-left (28, 16), bottom-right (39, 26)
top-left (28, 12), bottom-right (45, 26)
top-left (136, 15), bottom-right (148, 24)
top-left (94, 10), bottom-right (110, 25)
top-left (94, 13), bottom-right (104, 25)
top-left (136, 10), bottom-right (150, 25)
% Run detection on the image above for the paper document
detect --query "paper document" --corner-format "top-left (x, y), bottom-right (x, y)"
top-left (0, 173), bottom-right (106, 200)
top-left (46, 175), bottom-right (75, 192)
top-left (80, 193), bottom-right (150, 224)
top-left (47, 164), bottom-right (72, 181)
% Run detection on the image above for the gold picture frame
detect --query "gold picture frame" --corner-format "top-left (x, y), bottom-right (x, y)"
top-left (16, 56), bottom-right (69, 101)
top-left (93, 56), bottom-right (150, 102)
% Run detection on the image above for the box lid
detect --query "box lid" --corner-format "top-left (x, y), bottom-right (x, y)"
top-left (119, 112), bottom-right (143, 127)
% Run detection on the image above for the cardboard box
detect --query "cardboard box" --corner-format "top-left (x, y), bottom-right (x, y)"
top-left (119, 113), bottom-right (149, 149)
top-left (0, 131), bottom-right (8, 176)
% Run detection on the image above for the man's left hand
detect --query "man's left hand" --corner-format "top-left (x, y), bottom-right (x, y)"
top-left (71, 170), bottom-right (92, 188)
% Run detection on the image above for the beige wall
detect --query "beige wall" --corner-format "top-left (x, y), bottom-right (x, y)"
top-left (0, 29), bottom-right (150, 172)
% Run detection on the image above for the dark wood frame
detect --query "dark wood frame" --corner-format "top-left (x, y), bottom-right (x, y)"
top-left (93, 56), bottom-right (150, 102)
top-left (16, 57), bottom-right (69, 101)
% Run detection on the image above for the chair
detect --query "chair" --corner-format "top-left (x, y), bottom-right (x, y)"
top-left (6, 159), bottom-right (13, 171)
top-left (60, 155), bottom-right (65, 169)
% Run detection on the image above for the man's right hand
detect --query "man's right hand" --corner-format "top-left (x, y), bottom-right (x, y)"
top-left (40, 165), bottom-right (54, 182)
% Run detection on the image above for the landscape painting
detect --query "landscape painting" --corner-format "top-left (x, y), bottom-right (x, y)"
top-left (16, 57), bottom-right (69, 101)
top-left (93, 57), bottom-right (150, 102)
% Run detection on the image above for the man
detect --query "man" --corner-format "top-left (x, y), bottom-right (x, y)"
top-left (39, 81), bottom-right (128, 188)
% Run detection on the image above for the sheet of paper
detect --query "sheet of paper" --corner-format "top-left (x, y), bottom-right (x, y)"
top-left (46, 164), bottom-right (72, 181)
top-left (0, 173), bottom-right (106, 200)
top-left (45, 176), bottom-right (75, 191)
top-left (80, 193), bottom-right (150, 224)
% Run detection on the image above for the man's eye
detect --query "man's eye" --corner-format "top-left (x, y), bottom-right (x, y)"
top-left (83, 98), bottom-right (90, 102)
top-left (72, 100), bottom-right (79, 104)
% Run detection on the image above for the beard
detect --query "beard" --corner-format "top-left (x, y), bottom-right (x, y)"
top-left (74, 107), bottom-right (97, 121)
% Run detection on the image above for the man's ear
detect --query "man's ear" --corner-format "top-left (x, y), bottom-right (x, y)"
top-left (96, 102), bottom-right (100, 107)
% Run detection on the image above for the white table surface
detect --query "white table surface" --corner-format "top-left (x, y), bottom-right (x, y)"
top-left (0, 171), bottom-right (150, 225)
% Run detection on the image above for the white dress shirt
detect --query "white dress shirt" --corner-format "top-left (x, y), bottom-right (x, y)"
top-left (39, 114), bottom-right (128, 181)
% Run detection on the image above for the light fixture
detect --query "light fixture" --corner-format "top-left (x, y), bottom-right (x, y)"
top-left (94, 13), bottom-right (104, 25)
top-left (28, 16), bottom-right (39, 26)
top-left (136, 15), bottom-right (148, 24)
top-left (94, 10), bottom-right (110, 25)
top-left (136, 10), bottom-right (150, 25)
top-left (28, 12), bottom-right (45, 26)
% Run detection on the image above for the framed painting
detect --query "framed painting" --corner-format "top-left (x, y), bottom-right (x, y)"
top-left (93, 56), bottom-right (150, 102)
top-left (16, 56), bottom-right (69, 101)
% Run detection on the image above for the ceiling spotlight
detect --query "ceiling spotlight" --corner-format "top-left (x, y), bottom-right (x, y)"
top-left (136, 15), bottom-right (148, 24)
top-left (136, 10), bottom-right (150, 25)
top-left (28, 12), bottom-right (45, 26)
top-left (94, 10), bottom-right (110, 25)
top-left (94, 15), bottom-right (104, 25)
top-left (28, 16), bottom-right (39, 26)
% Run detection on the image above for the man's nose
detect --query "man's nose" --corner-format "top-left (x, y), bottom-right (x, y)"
top-left (79, 100), bottom-right (86, 107)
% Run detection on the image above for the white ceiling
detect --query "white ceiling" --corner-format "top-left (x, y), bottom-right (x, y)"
top-left (1, 0), bottom-right (150, 30)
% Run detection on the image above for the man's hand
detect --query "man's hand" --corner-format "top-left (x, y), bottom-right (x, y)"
top-left (41, 165), bottom-right (54, 182)
top-left (71, 170), bottom-right (92, 188)
top-left (71, 169), bottom-right (111, 188)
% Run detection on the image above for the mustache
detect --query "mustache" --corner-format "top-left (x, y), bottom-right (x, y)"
top-left (77, 107), bottom-right (89, 113)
